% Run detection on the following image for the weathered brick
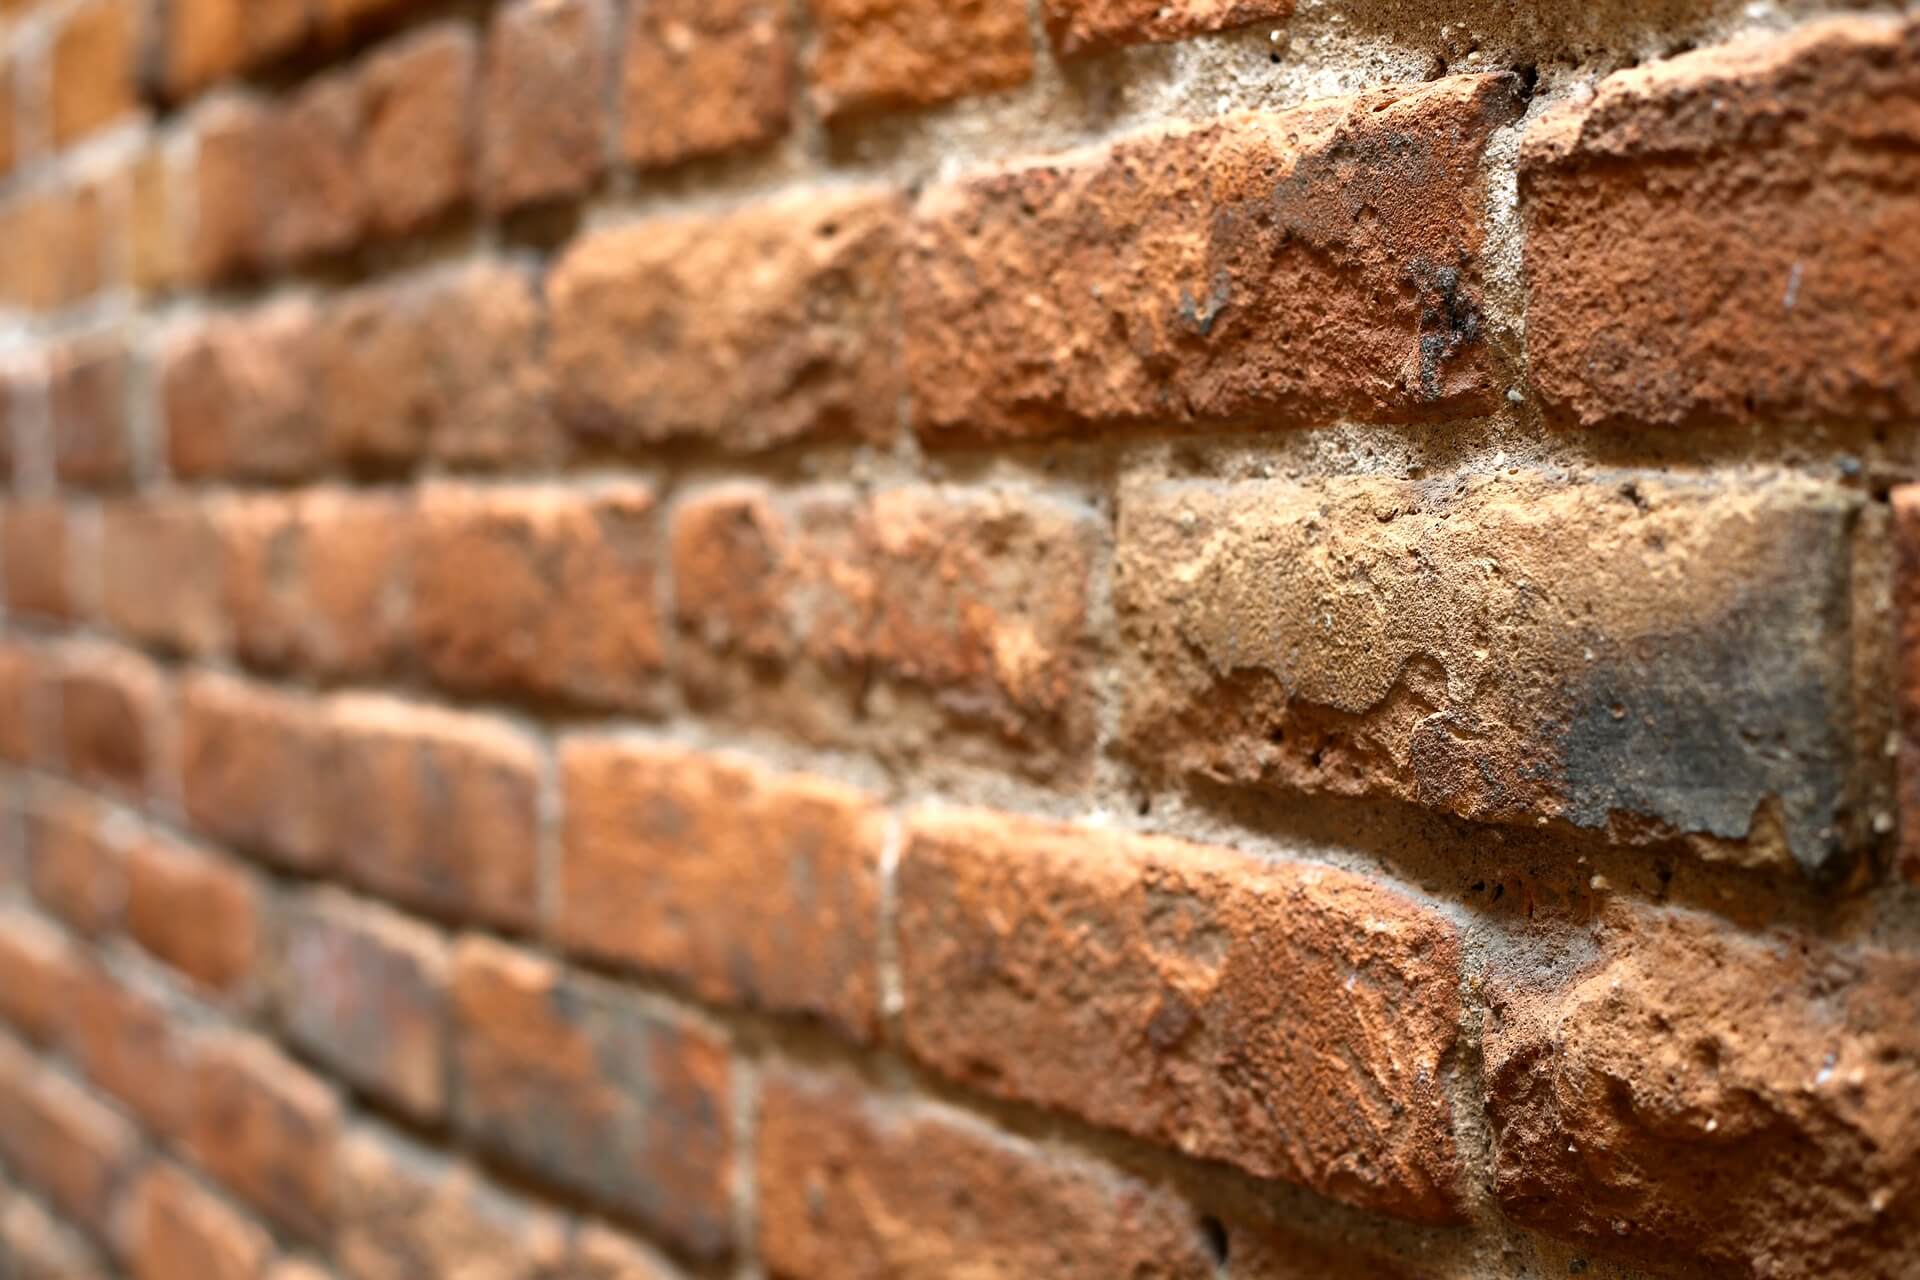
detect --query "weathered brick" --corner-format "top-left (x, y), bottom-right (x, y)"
top-left (672, 484), bottom-right (1097, 769)
top-left (2, 501), bottom-right (76, 621)
top-left (0, 1039), bottom-right (140, 1240)
top-left (0, 908), bottom-right (83, 1045)
top-left (125, 835), bottom-right (261, 995)
top-left (0, 640), bottom-right (44, 764)
top-left (569, 1224), bottom-right (679, 1279)
top-left (129, 143), bottom-right (191, 294)
top-left (360, 25), bottom-right (476, 235)
top-left (162, 300), bottom-right (327, 481)
top-left (620, 0), bottom-right (791, 168)
top-left (758, 1068), bottom-right (1216, 1279)
top-left (280, 890), bottom-right (450, 1120)
top-left (451, 938), bottom-right (734, 1258)
top-left (52, 642), bottom-right (164, 802)
top-left (23, 788), bottom-right (125, 938)
top-left (1897, 485), bottom-right (1920, 885)
top-left (326, 699), bottom-right (542, 931)
top-left (69, 965), bottom-right (191, 1138)
top-left (51, 0), bottom-right (138, 146)
top-left (179, 673), bottom-right (332, 870)
top-left (0, 54), bottom-right (15, 178)
top-left (1483, 905), bottom-right (1920, 1278)
top-left (1117, 472), bottom-right (1867, 874)
top-left (163, 0), bottom-right (308, 97)
top-left (413, 484), bottom-right (663, 710)
top-left (1043, 0), bottom-right (1295, 56)
top-left (127, 1164), bottom-right (273, 1280)
top-left (898, 808), bottom-right (1466, 1223)
top-left (548, 189), bottom-right (902, 452)
top-left (1523, 14), bottom-right (1920, 427)
top-left (189, 1032), bottom-right (341, 1243)
top-left (1, 1189), bottom-right (111, 1280)
top-left (193, 97), bottom-right (274, 282)
top-left (904, 73), bottom-right (1524, 441)
top-left (482, 0), bottom-right (611, 210)
top-left (336, 1127), bottom-right (569, 1280)
top-left (270, 71), bottom-right (365, 263)
top-left (559, 741), bottom-right (883, 1038)
top-left (49, 338), bottom-right (131, 490)
top-left (805, 0), bottom-right (1032, 119)
top-left (100, 498), bottom-right (226, 656)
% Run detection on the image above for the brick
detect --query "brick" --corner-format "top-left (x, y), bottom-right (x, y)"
top-left (52, 643), bottom-right (165, 801)
top-left (125, 835), bottom-right (260, 995)
top-left (758, 1068), bottom-right (1216, 1279)
top-left (904, 73), bottom-right (1524, 442)
top-left (69, 965), bottom-right (191, 1137)
top-left (129, 144), bottom-right (191, 293)
top-left (898, 808), bottom-right (1466, 1223)
top-left (49, 338), bottom-right (131, 489)
top-left (482, 0), bottom-right (611, 210)
top-left (0, 55), bottom-right (14, 178)
top-left (620, 0), bottom-right (791, 168)
top-left (0, 1039), bottom-right (140, 1239)
top-left (413, 485), bottom-right (663, 710)
top-left (189, 1032), bottom-right (341, 1243)
top-left (1043, 0), bottom-right (1295, 56)
top-left (548, 188), bottom-right (902, 452)
top-left (270, 71), bottom-right (366, 263)
top-left (23, 788), bottom-right (125, 937)
top-left (1, 1190), bottom-right (111, 1280)
top-left (1117, 472), bottom-right (1867, 875)
top-left (451, 938), bottom-right (734, 1258)
top-left (336, 1127), bottom-right (569, 1280)
top-left (193, 97), bottom-right (274, 282)
top-left (100, 498), bottom-right (226, 656)
top-left (0, 185), bottom-right (110, 311)
top-left (559, 742), bottom-right (883, 1038)
top-left (179, 673), bottom-right (332, 870)
top-left (360, 25), bottom-right (477, 236)
top-left (0, 361), bottom-right (24, 481)
top-left (327, 699), bottom-right (542, 931)
top-left (163, 0), bottom-right (306, 97)
top-left (162, 301), bottom-right (327, 481)
top-left (1523, 14), bottom-right (1920, 427)
top-left (569, 1224), bottom-right (679, 1280)
top-left (0, 908), bottom-right (82, 1045)
top-left (317, 0), bottom-right (429, 34)
top-left (127, 1165), bottom-right (274, 1280)
top-left (0, 640), bottom-right (44, 763)
top-left (1227, 1219), bottom-right (1451, 1280)
top-left (805, 0), bottom-right (1032, 120)
top-left (1483, 906), bottom-right (1920, 1277)
top-left (1898, 486), bottom-right (1920, 885)
top-left (671, 485), bottom-right (1097, 769)
top-left (280, 890), bottom-right (450, 1120)
top-left (51, 0), bottom-right (138, 146)
top-left (319, 263), bottom-right (556, 469)
top-left (2, 501), bottom-right (76, 621)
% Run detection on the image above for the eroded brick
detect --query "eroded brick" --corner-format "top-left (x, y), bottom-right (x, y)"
top-left (806, 0), bottom-right (1032, 119)
top-left (1043, 0), bottom-right (1296, 55)
top-left (620, 0), bottom-right (791, 168)
top-left (482, 0), bottom-right (611, 210)
top-left (360, 25), bottom-right (476, 235)
top-left (270, 71), bottom-right (366, 263)
top-left (162, 300), bottom-right (327, 481)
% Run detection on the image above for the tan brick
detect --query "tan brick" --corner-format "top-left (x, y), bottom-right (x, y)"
top-left (451, 938), bottom-right (734, 1258)
top-left (1483, 905), bottom-right (1920, 1277)
top-left (904, 73), bottom-right (1524, 442)
top-left (1117, 472), bottom-right (1867, 874)
top-left (360, 24), bottom-right (476, 236)
top-left (127, 1164), bottom-right (273, 1280)
top-left (23, 788), bottom-right (125, 938)
top-left (0, 908), bottom-right (83, 1045)
top-left (100, 498), bottom-right (226, 657)
top-left (179, 673), bottom-right (333, 870)
top-left (0, 183), bottom-right (111, 311)
top-left (2, 501), bottom-right (76, 621)
top-left (69, 965), bottom-right (191, 1138)
top-left (548, 188), bottom-right (902, 452)
top-left (189, 1032), bottom-right (341, 1243)
top-left (413, 485), bottom-right (663, 711)
top-left (898, 808), bottom-right (1466, 1223)
top-left (758, 1068), bottom-right (1216, 1279)
top-left (280, 890), bottom-right (450, 1120)
top-left (1524, 15), bottom-right (1920, 427)
top-left (270, 71), bottom-right (365, 263)
top-left (805, 0), bottom-right (1031, 120)
top-left (49, 338), bottom-right (131, 490)
top-left (1898, 485), bottom-right (1920, 885)
top-left (129, 144), bottom-right (191, 294)
top-left (1, 1190), bottom-right (111, 1280)
top-left (193, 97), bottom-right (274, 282)
top-left (559, 741), bottom-right (883, 1039)
top-left (0, 1039), bottom-right (140, 1239)
top-left (620, 0), bottom-right (791, 168)
top-left (163, 300), bottom-right (328, 481)
top-left (1044, 0), bottom-right (1294, 55)
top-left (52, 643), bottom-right (164, 802)
top-left (51, 0), bottom-right (138, 146)
top-left (482, 0), bottom-right (611, 210)
top-left (125, 835), bottom-right (261, 995)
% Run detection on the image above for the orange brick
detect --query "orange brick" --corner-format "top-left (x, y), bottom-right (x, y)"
top-left (48, 337), bottom-right (131, 490)
top-left (316, 0), bottom-right (431, 34)
top-left (620, 0), bottom-right (791, 169)
top-left (193, 97), bottom-right (274, 283)
top-left (163, 0), bottom-right (244, 97)
top-left (179, 673), bottom-right (333, 870)
top-left (0, 183), bottom-right (111, 311)
top-left (451, 938), bottom-right (734, 1258)
top-left (129, 143), bottom-right (191, 293)
top-left (413, 485), bottom-right (663, 710)
top-left (0, 54), bottom-right (15, 178)
top-left (161, 300), bottom-right (328, 481)
top-left (570, 1225), bottom-right (680, 1279)
top-left (69, 965), bottom-right (192, 1137)
top-left (189, 1032), bottom-right (342, 1243)
top-left (2, 500), bottom-right (76, 621)
top-left (0, 908), bottom-right (83, 1045)
top-left (51, 0), bottom-right (139, 146)
top-left (0, 1189), bottom-right (112, 1279)
top-left (481, 0), bottom-right (611, 210)
top-left (0, 1038), bottom-right (140, 1240)
top-left (125, 835), bottom-right (261, 995)
top-left (270, 70), bottom-right (366, 263)
top-left (1043, 0), bottom-right (1295, 56)
top-left (360, 24), bottom-right (476, 236)
top-left (100, 497), bottom-right (226, 656)
top-left (52, 642), bottom-right (165, 802)
top-left (23, 788), bottom-right (125, 938)
top-left (0, 640), bottom-right (47, 765)
top-left (805, 0), bottom-right (1032, 120)
top-left (127, 1164), bottom-right (274, 1280)
top-left (559, 741), bottom-right (883, 1039)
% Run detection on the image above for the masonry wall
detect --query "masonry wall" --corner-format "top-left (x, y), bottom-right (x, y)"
top-left (0, 0), bottom-right (1918, 1277)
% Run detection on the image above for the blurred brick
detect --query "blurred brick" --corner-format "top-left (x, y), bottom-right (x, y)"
top-left (271, 71), bottom-right (366, 263)
top-left (100, 498), bottom-right (226, 656)
top-left (51, 0), bottom-right (138, 145)
top-left (361, 25), bottom-right (476, 235)
top-left (1043, 0), bottom-right (1295, 55)
top-left (806, 0), bottom-right (1032, 119)
top-left (482, 0), bottom-right (611, 210)
top-left (179, 674), bottom-right (334, 870)
top-left (189, 1032), bottom-right (341, 1243)
top-left (193, 97), bottom-right (274, 282)
top-left (125, 835), bottom-right (261, 996)
top-left (127, 1164), bottom-right (274, 1280)
top-left (2, 501), bottom-right (76, 621)
top-left (48, 338), bottom-right (130, 490)
top-left (52, 642), bottom-right (165, 802)
top-left (23, 787), bottom-right (125, 938)
top-left (0, 1039), bottom-right (139, 1240)
top-left (0, 908), bottom-right (83, 1045)
top-left (621, 0), bottom-right (791, 168)
top-left (162, 300), bottom-right (327, 481)
top-left (69, 964), bottom-right (191, 1137)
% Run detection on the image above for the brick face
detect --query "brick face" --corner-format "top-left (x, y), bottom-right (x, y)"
top-left (1043, 0), bottom-right (1296, 55)
top-left (482, 0), bottom-right (612, 210)
top-left (188, 1032), bottom-right (342, 1243)
top-left (805, 0), bottom-right (1034, 119)
top-left (619, 0), bottom-right (792, 168)
top-left (360, 25), bottom-right (477, 236)
top-left (124, 836), bottom-right (261, 995)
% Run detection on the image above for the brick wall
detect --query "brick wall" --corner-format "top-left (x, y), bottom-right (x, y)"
top-left (0, 1), bottom-right (1917, 1278)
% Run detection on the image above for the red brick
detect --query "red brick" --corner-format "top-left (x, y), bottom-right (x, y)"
top-left (179, 673), bottom-right (333, 870)
top-left (270, 71), bottom-right (366, 263)
top-left (0, 909), bottom-right (83, 1045)
top-left (0, 1190), bottom-right (111, 1280)
top-left (1899, 485), bottom-right (1920, 885)
top-left (162, 300), bottom-right (328, 481)
top-left (326, 698), bottom-right (542, 931)
top-left (482, 0), bottom-right (611, 210)
top-left (0, 1039), bottom-right (140, 1239)
top-left (52, 643), bottom-right (165, 802)
top-left (100, 498), bottom-right (226, 656)
top-left (1117, 473), bottom-right (1867, 874)
top-left (49, 338), bottom-right (131, 489)
top-left (1483, 905), bottom-right (1920, 1277)
top-left (413, 484), bottom-right (663, 710)
top-left (2, 501), bottom-right (76, 621)
top-left (193, 97), bottom-right (274, 282)
top-left (1523, 15), bottom-right (1920, 427)
top-left (898, 808), bottom-right (1466, 1223)
top-left (548, 188), bottom-right (902, 452)
top-left (619, 0), bottom-right (791, 168)
top-left (1043, 0), bottom-right (1294, 56)
top-left (360, 25), bottom-right (476, 236)
top-left (162, 0), bottom-right (308, 97)
top-left (758, 1067), bottom-right (1216, 1279)
top-left (280, 890), bottom-right (450, 1120)
top-left (336, 1127), bottom-right (569, 1280)
top-left (69, 965), bottom-right (191, 1138)
top-left (450, 937), bottom-right (734, 1258)
top-left (318, 263), bottom-right (556, 469)
top-left (51, 0), bottom-right (138, 146)
top-left (904, 73), bottom-right (1524, 442)
top-left (22, 788), bottom-right (125, 937)
top-left (805, 0), bottom-right (1032, 120)
top-left (127, 1164), bottom-right (273, 1280)
top-left (559, 741), bottom-right (883, 1039)
top-left (0, 640), bottom-right (45, 764)
top-left (125, 835), bottom-right (261, 996)
top-left (189, 1032), bottom-right (342, 1243)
